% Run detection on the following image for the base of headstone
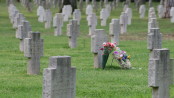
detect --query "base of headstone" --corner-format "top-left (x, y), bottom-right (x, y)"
top-left (27, 57), bottom-right (40, 75)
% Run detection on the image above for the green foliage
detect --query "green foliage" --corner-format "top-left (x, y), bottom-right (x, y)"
top-left (0, 2), bottom-right (174, 98)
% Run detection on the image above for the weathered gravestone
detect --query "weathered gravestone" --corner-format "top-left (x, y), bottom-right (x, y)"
top-left (147, 28), bottom-right (162, 52)
top-left (12, 10), bottom-right (19, 28)
top-left (104, 0), bottom-right (108, 5)
top-left (139, 5), bottom-right (146, 19)
top-left (53, 13), bottom-right (63, 36)
top-left (44, 9), bottom-right (52, 29)
top-left (148, 18), bottom-right (158, 33)
top-left (148, 49), bottom-right (174, 98)
top-left (16, 21), bottom-right (32, 52)
top-left (24, 32), bottom-right (43, 75)
top-left (120, 12), bottom-right (128, 34)
top-left (148, 7), bottom-right (156, 21)
top-left (86, 5), bottom-right (93, 16)
top-left (37, 6), bottom-right (45, 22)
top-left (125, 8), bottom-right (132, 25)
top-left (170, 7), bottom-right (174, 23)
top-left (105, 4), bottom-right (111, 16)
top-left (91, 29), bottom-right (108, 68)
top-left (87, 13), bottom-right (97, 35)
top-left (62, 5), bottom-right (72, 22)
top-left (123, 4), bottom-right (129, 12)
top-left (157, 5), bottom-right (164, 18)
top-left (42, 56), bottom-right (76, 98)
top-left (109, 19), bottom-right (120, 44)
top-left (73, 9), bottom-right (81, 25)
top-left (100, 8), bottom-right (109, 26)
top-left (7, 0), bottom-right (13, 6)
top-left (67, 20), bottom-right (80, 48)
top-left (14, 13), bottom-right (25, 29)
top-left (8, 4), bottom-right (17, 23)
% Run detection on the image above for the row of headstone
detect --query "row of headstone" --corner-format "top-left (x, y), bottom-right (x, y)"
top-left (8, 4), bottom-right (76, 97)
top-left (147, 9), bottom-right (174, 97)
top-left (8, 4), bottom-right (44, 75)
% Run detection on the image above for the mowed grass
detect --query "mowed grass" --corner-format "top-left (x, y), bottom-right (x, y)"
top-left (0, 1), bottom-right (174, 98)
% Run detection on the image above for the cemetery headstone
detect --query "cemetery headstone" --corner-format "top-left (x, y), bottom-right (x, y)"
top-left (125, 8), bottom-right (132, 25)
top-left (87, 13), bottom-right (97, 35)
top-left (157, 5), bottom-right (164, 18)
top-left (67, 20), bottom-right (80, 48)
top-left (109, 19), bottom-right (120, 44)
top-left (44, 9), bottom-right (52, 29)
top-left (37, 6), bottom-right (45, 22)
top-left (100, 8), bottom-right (109, 26)
top-left (53, 13), bottom-right (64, 36)
top-left (16, 21), bottom-right (32, 52)
top-left (170, 7), bottom-right (174, 23)
top-left (148, 49), bottom-right (174, 98)
top-left (120, 12), bottom-right (128, 34)
top-left (62, 5), bottom-right (72, 22)
top-left (14, 13), bottom-right (25, 29)
top-left (148, 18), bottom-right (158, 33)
top-left (86, 5), bottom-right (93, 16)
top-left (79, 0), bottom-right (83, 11)
top-left (42, 56), bottom-right (76, 98)
top-left (24, 32), bottom-right (43, 75)
top-left (91, 29), bottom-right (108, 68)
top-left (139, 5), bottom-right (146, 19)
top-left (73, 9), bottom-right (81, 25)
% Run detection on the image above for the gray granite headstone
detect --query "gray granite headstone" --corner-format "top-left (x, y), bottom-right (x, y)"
top-left (62, 5), bottom-right (72, 22)
top-left (44, 9), bottom-right (52, 29)
top-left (87, 13), bottom-right (97, 35)
top-left (73, 9), bottom-right (81, 25)
top-left (125, 8), bottom-right (132, 25)
top-left (42, 56), bottom-right (76, 98)
top-left (120, 12), bottom-right (128, 34)
top-left (91, 29), bottom-right (108, 68)
top-left (139, 5), bottom-right (146, 19)
top-left (16, 21), bottom-right (32, 52)
top-left (109, 19), bottom-right (120, 44)
top-left (170, 7), bottom-right (174, 23)
top-left (157, 5), bottom-right (164, 18)
top-left (148, 49), bottom-right (174, 98)
top-left (24, 32), bottom-right (43, 75)
top-left (53, 13), bottom-right (64, 36)
top-left (67, 20), bottom-right (80, 48)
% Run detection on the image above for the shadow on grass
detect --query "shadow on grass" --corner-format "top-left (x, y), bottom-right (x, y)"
top-left (104, 65), bottom-right (121, 70)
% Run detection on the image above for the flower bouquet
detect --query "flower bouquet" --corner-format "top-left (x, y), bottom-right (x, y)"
top-left (100, 42), bottom-right (116, 69)
top-left (112, 47), bottom-right (131, 69)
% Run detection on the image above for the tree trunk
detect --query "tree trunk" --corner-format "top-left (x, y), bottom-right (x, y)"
top-left (163, 0), bottom-right (174, 18)
top-left (59, 0), bottom-right (77, 12)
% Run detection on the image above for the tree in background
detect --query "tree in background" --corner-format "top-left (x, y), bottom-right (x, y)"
top-left (59, 0), bottom-right (77, 12)
top-left (163, 0), bottom-right (174, 18)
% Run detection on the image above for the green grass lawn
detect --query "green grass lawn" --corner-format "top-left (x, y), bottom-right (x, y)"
top-left (0, 1), bottom-right (174, 98)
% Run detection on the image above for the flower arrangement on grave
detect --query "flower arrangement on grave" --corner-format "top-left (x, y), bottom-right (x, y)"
top-left (100, 42), bottom-right (116, 69)
top-left (112, 47), bottom-right (131, 69)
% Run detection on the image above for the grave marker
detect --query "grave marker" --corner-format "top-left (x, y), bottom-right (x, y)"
top-left (87, 13), bottom-right (97, 35)
top-left (53, 13), bottom-right (63, 36)
top-left (120, 12), bottom-right (128, 34)
top-left (37, 6), bottom-right (45, 22)
top-left (62, 5), bottom-right (72, 22)
top-left (100, 8), bottom-right (109, 26)
top-left (91, 29), bottom-right (108, 68)
top-left (139, 5), bottom-right (146, 18)
top-left (44, 9), bottom-right (52, 29)
top-left (125, 8), bottom-right (132, 25)
top-left (109, 19), bottom-right (120, 44)
top-left (24, 32), bottom-right (43, 75)
top-left (16, 21), bottom-right (32, 52)
top-left (42, 56), bottom-right (76, 98)
top-left (157, 5), bottom-right (164, 18)
top-left (170, 7), bottom-right (174, 23)
top-left (67, 20), bottom-right (79, 48)
top-left (73, 9), bottom-right (81, 25)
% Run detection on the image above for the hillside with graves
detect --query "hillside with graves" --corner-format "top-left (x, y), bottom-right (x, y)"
top-left (0, 0), bottom-right (174, 98)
